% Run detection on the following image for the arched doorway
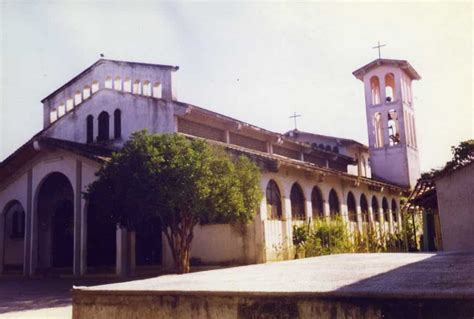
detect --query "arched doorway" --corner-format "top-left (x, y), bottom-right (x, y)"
top-left (36, 172), bottom-right (74, 272)
top-left (2, 201), bottom-right (25, 273)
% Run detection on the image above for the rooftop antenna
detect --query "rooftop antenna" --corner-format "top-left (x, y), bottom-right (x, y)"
top-left (372, 41), bottom-right (386, 59)
top-left (289, 112), bottom-right (302, 130)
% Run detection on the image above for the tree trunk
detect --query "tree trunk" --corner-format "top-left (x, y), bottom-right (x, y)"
top-left (178, 246), bottom-right (191, 274)
top-left (163, 216), bottom-right (195, 274)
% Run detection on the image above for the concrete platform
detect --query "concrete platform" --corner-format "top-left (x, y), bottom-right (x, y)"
top-left (72, 252), bottom-right (474, 319)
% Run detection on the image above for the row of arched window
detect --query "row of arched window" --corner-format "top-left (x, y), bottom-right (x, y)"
top-left (265, 179), bottom-right (399, 223)
top-left (49, 76), bottom-right (162, 124)
top-left (86, 109), bottom-right (121, 143)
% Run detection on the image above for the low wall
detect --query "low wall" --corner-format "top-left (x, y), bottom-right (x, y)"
top-left (72, 290), bottom-right (474, 319)
top-left (162, 223), bottom-right (255, 268)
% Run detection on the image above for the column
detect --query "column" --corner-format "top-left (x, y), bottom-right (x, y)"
top-left (109, 113), bottom-right (114, 141)
top-left (368, 206), bottom-right (374, 227)
top-left (24, 169), bottom-right (33, 276)
top-left (356, 205), bottom-right (363, 233)
top-left (388, 208), bottom-right (394, 234)
top-left (128, 231), bottom-right (136, 276)
top-left (305, 199), bottom-right (312, 223)
top-left (80, 200), bottom-right (87, 276)
top-left (116, 225), bottom-right (127, 276)
top-left (422, 209), bottom-right (429, 251)
top-left (397, 210), bottom-right (402, 232)
top-left (378, 207), bottom-right (384, 237)
top-left (73, 160), bottom-right (83, 276)
top-left (323, 200), bottom-right (330, 219)
top-left (341, 203), bottom-right (349, 223)
top-left (224, 130), bottom-right (230, 144)
top-left (282, 197), bottom-right (292, 260)
top-left (29, 172), bottom-right (38, 276)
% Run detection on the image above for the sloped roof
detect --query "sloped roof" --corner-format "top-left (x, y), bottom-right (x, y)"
top-left (352, 58), bottom-right (421, 81)
top-left (182, 133), bottom-right (407, 192)
top-left (0, 137), bottom-right (114, 182)
top-left (174, 101), bottom-right (357, 165)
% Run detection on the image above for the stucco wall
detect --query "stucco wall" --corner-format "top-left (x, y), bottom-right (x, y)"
top-left (42, 89), bottom-right (175, 145)
top-left (0, 147), bottom-right (101, 274)
top-left (162, 223), bottom-right (256, 268)
top-left (259, 168), bottom-right (402, 262)
top-left (436, 163), bottom-right (474, 251)
top-left (42, 60), bottom-right (177, 127)
top-left (0, 171), bottom-right (29, 270)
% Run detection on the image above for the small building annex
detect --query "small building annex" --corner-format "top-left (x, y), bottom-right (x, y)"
top-left (0, 57), bottom-right (422, 276)
top-left (408, 150), bottom-right (474, 252)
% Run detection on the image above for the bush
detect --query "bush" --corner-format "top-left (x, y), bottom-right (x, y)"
top-left (293, 217), bottom-right (352, 257)
top-left (293, 217), bottom-right (407, 258)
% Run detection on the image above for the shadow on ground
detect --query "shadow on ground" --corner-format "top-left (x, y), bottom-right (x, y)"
top-left (0, 277), bottom-right (132, 315)
top-left (334, 252), bottom-right (474, 318)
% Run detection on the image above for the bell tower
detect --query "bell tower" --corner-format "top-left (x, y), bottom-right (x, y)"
top-left (353, 58), bottom-right (421, 188)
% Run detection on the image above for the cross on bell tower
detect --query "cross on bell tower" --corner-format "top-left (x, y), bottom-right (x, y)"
top-left (372, 41), bottom-right (386, 59)
top-left (352, 57), bottom-right (422, 188)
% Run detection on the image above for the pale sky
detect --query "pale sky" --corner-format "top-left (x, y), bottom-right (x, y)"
top-left (1, 1), bottom-right (472, 173)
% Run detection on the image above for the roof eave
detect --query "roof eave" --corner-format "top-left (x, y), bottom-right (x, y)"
top-left (352, 59), bottom-right (421, 81)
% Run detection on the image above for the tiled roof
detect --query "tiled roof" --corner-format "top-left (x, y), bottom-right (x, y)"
top-left (352, 58), bottom-right (421, 81)
top-left (182, 133), bottom-right (407, 192)
top-left (0, 137), bottom-right (114, 182)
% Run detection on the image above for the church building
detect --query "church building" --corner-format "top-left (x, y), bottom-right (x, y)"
top-left (0, 57), bottom-right (421, 276)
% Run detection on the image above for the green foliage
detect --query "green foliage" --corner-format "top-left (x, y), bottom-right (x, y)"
top-left (422, 139), bottom-right (474, 179)
top-left (352, 226), bottom-right (383, 253)
top-left (85, 131), bottom-right (262, 273)
top-left (293, 217), bottom-right (352, 257)
top-left (401, 209), bottom-right (422, 251)
top-left (293, 217), bottom-right (407, 258)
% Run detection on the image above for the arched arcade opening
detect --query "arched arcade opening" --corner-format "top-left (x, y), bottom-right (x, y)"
top-left (35, 172), bottom-right (74, 273)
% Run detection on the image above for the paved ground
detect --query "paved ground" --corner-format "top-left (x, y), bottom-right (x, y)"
top-left (0, 277), bottom-right (129, 319)
top-left (79, 252), bottom-right (474, 299)
top-left (3, 253), bottom-right (474, 318)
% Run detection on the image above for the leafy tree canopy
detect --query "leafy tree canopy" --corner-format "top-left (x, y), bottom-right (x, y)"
top-left (421, 139), bottom-right (474, 179)
top-left (85, 131), bottom-right (262, 273)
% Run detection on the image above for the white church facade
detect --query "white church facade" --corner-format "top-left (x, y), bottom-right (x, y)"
top-left (0, 57), bottom-right (421, 276)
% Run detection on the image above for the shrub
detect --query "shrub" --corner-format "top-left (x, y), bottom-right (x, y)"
top-left (293, 216), bottom-right (407, 258)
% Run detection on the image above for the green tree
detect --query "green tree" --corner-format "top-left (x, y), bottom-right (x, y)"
top-left (422, 139), bottom-right (474, 179)
top-left (85, 131), bottom-right (262, 273)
